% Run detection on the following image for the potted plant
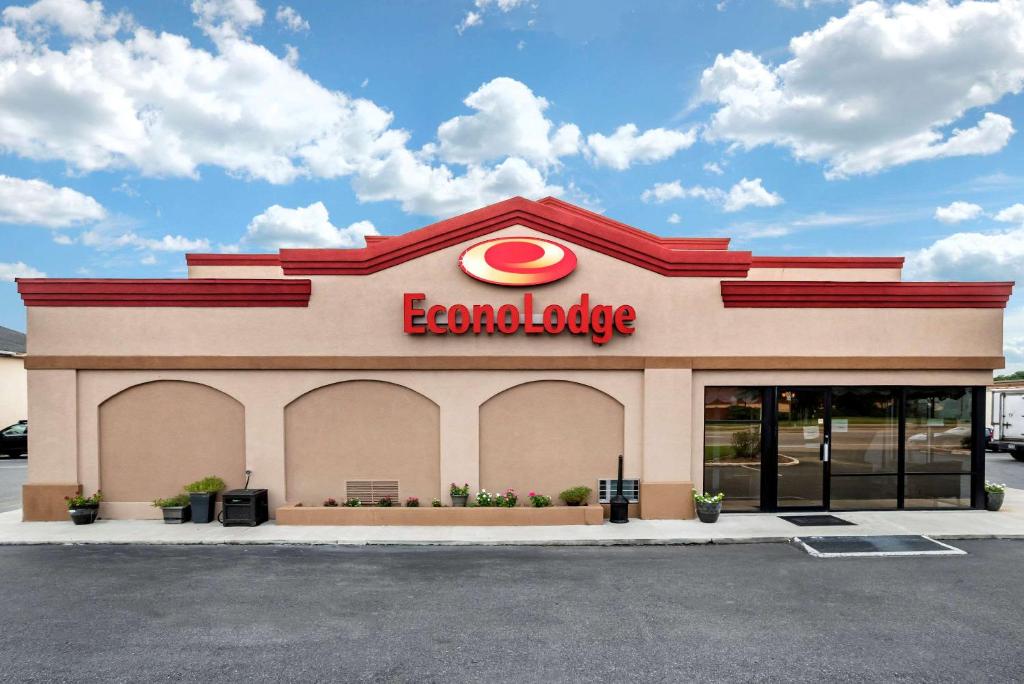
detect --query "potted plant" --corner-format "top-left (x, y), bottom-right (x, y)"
top-left (66, 491), bottom-right (103, 525)
top-left (528, 491), bottom-right (552, 507)
top-left (985, 481), bottom-right (1006, 511)
top-left (474, 489), bottom-right (495, 507)
top-left (693, 490), bottom-right (725, 523)
top-left (495, 488), bottom-right (518, 507)
top-left (450, 482), bottom-right (470, 507)
top-left (153, 494), bottom-right (191, 524)
top-left (431, 498), bottom-right (442, 507)
top-left (184, 475), bottom-right (226, 524)
top-left (406, 496), bottom-right (419, 507)
top-left (559, 486), bottom-right (592, 507)
top-left (344, 497), bottom-right (362, 507)
top-left (377, 496), bottom-right (393, 507)
top-left (323, 498), bottom-right (339, 507)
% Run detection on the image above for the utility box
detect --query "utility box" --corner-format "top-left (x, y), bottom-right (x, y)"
top-left (220, 489), bottom-right (269, 527)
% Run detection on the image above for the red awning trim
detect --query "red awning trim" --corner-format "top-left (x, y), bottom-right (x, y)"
top-left (721, 281), bottom-right (1015, 308)
top-left (185, 254), bottom-right (282, 266)
top-left (751, 256), bottom-right (905, 269)
top-left (17, 278), bottom-right (311, 307)
top-left (279, 197), bottom-right (752, 277)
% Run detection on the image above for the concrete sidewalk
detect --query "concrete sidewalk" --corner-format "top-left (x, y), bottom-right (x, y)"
top-left (2, 488), bottom-right (1021, 546)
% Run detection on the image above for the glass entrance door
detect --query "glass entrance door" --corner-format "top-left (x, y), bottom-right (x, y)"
top-left (776, 388), bottom-right (828, 509)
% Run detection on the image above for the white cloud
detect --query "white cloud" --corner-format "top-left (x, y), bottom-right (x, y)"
top-left (2, 0), bottom-right (127, 39)
top-left (0, 2), bottom-right (682, 220)
top-left (905, 225), bottom-right (1024, 282)
top-left (934, 201), bottom-right (984, 224)
top-left (476, 0), bottom-right (528, 10)
top-left (79, 229), bottom-right (210, 252)
top-left (275, 5), bottom-right (308, 32)
top-left (354, 154), bottom-right (561, 218)
top-left (667, 213), bottom-right (681, 224)
top-left (586, 124), bottom-right (696, 170)
top-left (0, 175), bottom-right (106, 227)
top-left (723, 177), bottom-right (783, 212)
top-left (995, 203), bottom-right (1024, 224)
top-left (699, 0), bottom-right (1024, 178)
top-left (240, 202), bottom-right (377, 249)
top-left (191, 0), bottom-right (264, 41)
top-left (435, 77), bottom-right (580, 167)
top-left (703, 161), bottom-right (724, 175)
top-left (456, 11), bottom-right (482, 34)
top-left (642, 177), bottom-right (782, 212)
top-left (0, 261), bottom-right (45, 281)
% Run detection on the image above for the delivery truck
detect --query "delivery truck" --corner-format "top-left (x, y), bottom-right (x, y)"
top-left (990, 389), bottom-right (1024, 460)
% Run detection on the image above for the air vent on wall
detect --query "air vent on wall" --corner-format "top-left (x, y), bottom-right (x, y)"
top-left (346, 480), bottom-right (400, 505)
top-left (598, 479), bottom-right (639, 503)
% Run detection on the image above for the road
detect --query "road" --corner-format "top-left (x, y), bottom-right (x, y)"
top-left (0, 457), bottom-right (26, 512)
top-left (0, 541), bottom-right (1022, 682)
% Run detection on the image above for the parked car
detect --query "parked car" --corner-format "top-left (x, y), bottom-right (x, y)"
top-left (0, 420), bottom-right (27, 458)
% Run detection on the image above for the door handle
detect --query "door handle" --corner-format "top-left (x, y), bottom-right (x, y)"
top-left (821, 437), bottom-right (830, 462)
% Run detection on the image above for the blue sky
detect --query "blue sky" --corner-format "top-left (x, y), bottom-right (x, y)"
top-left (0, 0), bottom-right (1022, 371)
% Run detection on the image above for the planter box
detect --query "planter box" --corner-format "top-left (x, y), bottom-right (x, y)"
top-left (161, 505), bottom-right (191, 524)
top-left (276, 504), bottom-right (605, 526)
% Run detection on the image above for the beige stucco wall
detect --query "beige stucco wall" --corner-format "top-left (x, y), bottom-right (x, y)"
top-left (25, 226), bottom-right (1005, 360)
top-left (0, 355), bottom-right (27, 429)
top-left (479, 380), bottom-right (624, 504)
top-left (284, 380), bottom-right (440, 505)
top-left (38, 369), bottom-right (642, 518)
top-left (98, 381), bottom-right (246, 510)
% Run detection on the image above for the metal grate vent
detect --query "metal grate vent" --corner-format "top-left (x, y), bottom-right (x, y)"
top-left (346, 480), bottom-right (399, 505)
top-left (598, 479), bottom-right (639, 503)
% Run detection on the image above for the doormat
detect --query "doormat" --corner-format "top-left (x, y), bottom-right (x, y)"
top-left (779, 514), bottom-right (855, 527)
top-left (795, 535), bottom-right (966, 558)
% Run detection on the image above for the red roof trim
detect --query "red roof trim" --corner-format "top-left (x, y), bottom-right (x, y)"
top-left (721, 281), bottom-right (1015, 308)
top-left (18, 279), bottom-right (311, 307)
top-left (280, 197), bottom-right (751, 277)
top-left (537, 197), bottom-right (731, 250)
top-left (751, 256), bottom-right (905, 269)
top-left (186, 254), bottom-right (281, 267)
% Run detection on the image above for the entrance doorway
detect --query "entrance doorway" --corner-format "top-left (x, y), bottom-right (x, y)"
top-left (774, 387), bottom-right (903, 511)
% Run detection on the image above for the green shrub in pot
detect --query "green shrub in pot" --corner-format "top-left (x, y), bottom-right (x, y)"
top-left (66, 491), bottom-right (103, 525)
top-left (558, 486), bottom-right (592, 506)
top-left (153, 493), bottom-right (191, 524)
top-left (183, 475), bottom-right (226, 524)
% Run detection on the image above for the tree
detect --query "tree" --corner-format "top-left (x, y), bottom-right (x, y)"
top-left (995, 370), bottom-right (1024, 382)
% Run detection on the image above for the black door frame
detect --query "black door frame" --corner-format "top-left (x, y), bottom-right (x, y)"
top-left (756, 385), bottom-right (985, 513)
top-left (762, 386), bottom-right (831, 512)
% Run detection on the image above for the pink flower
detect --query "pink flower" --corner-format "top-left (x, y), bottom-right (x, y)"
top-left (529, 491), bottom-right (536, 497)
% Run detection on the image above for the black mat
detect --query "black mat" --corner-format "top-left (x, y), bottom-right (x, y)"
top-left (797, 535), bottom-right (965, 557)
top-left (779, 514), bottom-right (855, 527)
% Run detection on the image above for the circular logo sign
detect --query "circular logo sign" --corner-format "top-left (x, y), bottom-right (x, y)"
top-left (458, 237), bottom-right (577, 286)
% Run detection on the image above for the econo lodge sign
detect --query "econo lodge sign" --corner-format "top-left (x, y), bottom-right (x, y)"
top-left (403, 237), bottom-right (636, 345)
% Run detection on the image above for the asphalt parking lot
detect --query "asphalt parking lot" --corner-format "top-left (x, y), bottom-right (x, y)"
top-left (0, 458), bottom-right (26, 512)
top-left (986, 449), bottom-right (1024, 488)
top-left (1, 540), bottom-right (1022, 682)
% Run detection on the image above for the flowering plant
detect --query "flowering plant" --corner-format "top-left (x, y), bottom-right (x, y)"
top-left (344, 497), bottom-right (362, 507)
top-left (431, 497), bottom-right (442, 507)
top-left (693, 490), bottom-right (725, 505)
top-left (474, 489), bottom-right (495, 507)
top-left (323, 498), bottom-right (339, 507)
top-left (377, 496), bottom-right (393, 507)
top-left (406, 496), bottom-right (420, 507)
top-left (65, 491), bottom-right (103, 509)
top-left (450, 482), bottom-right (470, 496)
top-left (528, 491), bottom-right (552, 508)
top-left (985, 481), bottom-right (1007, 493)
top-left (494, 488), bottom-right (518, 507)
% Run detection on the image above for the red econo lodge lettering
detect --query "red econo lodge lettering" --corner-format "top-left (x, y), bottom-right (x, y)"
top-left (403, 293), bottom-right (636, 345)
